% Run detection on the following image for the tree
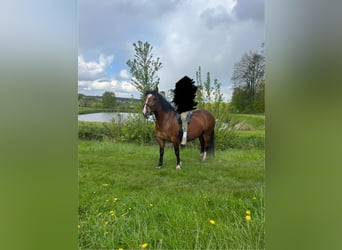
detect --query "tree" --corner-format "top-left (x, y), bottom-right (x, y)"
top-left (253, 80), bottom-right (265, 113)
top-left (102, 91), bottom-right (116, 109)
top-left (204, 72), bottom-right (213, 104)
top-left (213, 78), bottom-right (223, 115)
top-left (230, 50), bottom-right (265, 113)
top-left (126, 41), bottom-right (162, 98)
top-left (195, 66), bottom-right (204, 109)
top-left (230, 87), bottom-right (251, 113)
top-left (195, 66), bottom-right (224, 114)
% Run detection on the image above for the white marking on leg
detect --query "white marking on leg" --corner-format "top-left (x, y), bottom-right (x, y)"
top-left (203, 151), bottom-right (207, 161)
top-left (176, 161), bottom-right (182, 170)
top-left (143, 94), bottom-right (152, 115)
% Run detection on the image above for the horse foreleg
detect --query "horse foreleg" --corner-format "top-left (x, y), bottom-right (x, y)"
top-left (173, 140), bottom-right (181, 170)
top-left (157, 139), bottom-right (165, 169)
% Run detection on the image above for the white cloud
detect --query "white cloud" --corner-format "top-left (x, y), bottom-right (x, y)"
top-left (119, 69), bottom-right (129, 79)
top-left (153, 0), bottom-right (243, 93)
top-left (89, 79), bottom-right (117, 90)
top-left (79, 0), bottom-right (264, 100)
top-left (77, 53), bottom-right (140, 97)
top-left (78, 79), bottom-right (139, 98)
top-left (121, 80), bottom-right (136, 92)
top-left (78, 54), bottom-right (114, 80)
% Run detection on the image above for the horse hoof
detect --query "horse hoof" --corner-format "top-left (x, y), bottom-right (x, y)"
top-left (156, 166), bottom-right (162, 169)
top-left (176, 165), bottom-right (181, 170)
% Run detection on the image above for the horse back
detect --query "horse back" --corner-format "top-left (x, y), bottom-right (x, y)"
top-left (187, 109), bottom-right (215, 140)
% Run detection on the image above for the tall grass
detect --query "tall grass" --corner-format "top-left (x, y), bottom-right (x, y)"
top-left (79, 141), bottom-right (264, 249)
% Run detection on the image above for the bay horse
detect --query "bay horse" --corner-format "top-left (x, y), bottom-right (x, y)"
top-left (142, 90), bottom-right (215, 170)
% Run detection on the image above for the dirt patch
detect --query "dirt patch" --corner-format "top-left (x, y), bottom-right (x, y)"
top-left (233, 122), bottom-right (254, 131)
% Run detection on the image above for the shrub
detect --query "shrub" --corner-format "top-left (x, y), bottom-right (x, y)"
top-left (78, 118), bottom-right (264, 150)
top-left (102, 116), bottom-right (156, 144)
top-left (215, 129), bottom-right (239, 150)
top-left (78, 122), bottom-right (107, 140)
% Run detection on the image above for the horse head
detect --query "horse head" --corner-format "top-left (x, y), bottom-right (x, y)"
top-left (142, 91), bottom-right (158, 118)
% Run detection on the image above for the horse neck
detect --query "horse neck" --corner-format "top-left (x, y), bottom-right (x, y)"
top-left (154, 105), bottom-right (176, 128)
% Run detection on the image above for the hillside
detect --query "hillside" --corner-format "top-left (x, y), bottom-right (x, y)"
top-left (78, 94), bottom-right (141, 113)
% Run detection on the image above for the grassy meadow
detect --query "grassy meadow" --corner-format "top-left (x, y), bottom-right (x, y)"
top-left (78, 139), bottom-right (265, 249)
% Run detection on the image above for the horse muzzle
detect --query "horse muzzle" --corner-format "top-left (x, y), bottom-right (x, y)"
top-left (143, 111), bottom-right (152, 119)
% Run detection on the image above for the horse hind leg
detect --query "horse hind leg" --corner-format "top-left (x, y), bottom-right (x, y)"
top-left (201, 132), bottom-right (212, 162)
top-left (199, 135), bottom-right (206, 162)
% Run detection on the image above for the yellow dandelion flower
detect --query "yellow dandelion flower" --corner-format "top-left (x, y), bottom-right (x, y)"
top-left (245, 215), bottom-right (251, 221)
top-left (149, 203), bottom-right (153, 207)
top-left (104, 221), bottom-right (109, 225)
top-left (209, 219), bottom-right (216, 225)
top-left (141, 243), bottom-right (148, 249)
top-left (113, 197), bottom-right (119, 202)
top-left (102, 183), bottom-right (109, 187)
top-left (109, 210), bottom-right (115, 216)
top-left (77, 224), bottom-right (80, 229)
top-left (118, 248), bottom-right (124, 250)
top-left (246, 210), bottom-right (251, 215)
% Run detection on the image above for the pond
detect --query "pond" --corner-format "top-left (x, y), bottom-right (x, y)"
top-left (78, 112), bottom-right (140, 123)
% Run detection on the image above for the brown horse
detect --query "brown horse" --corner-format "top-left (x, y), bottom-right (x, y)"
top-left (142, 90), bottom-right (215, 170)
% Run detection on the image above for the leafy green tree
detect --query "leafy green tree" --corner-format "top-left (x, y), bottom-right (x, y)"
top-left (204, 72), bottom-right (213, 105)
top-left (230, 87), bottom-right (250, 113)
top-left (126, 41), bottom-right (162, 98)
top-left (253, 80), bottom-right (265, 113)
top-left (230, 50), bottom-right (265, 113)
top-left (213, 78), bottom-right (223, 115)
top-left (195, 66), bottom-right (204, 109)
top-left (195, 66), bottom-right (224, 114)
top-left (102, 91), bottom-right (116, 109)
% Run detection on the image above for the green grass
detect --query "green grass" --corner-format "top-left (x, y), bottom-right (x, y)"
top-left (79, 141), bottom-right (265, 249)
top-left (229, 113), bottom-right (265, 130)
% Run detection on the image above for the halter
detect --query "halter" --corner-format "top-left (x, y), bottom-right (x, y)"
top-left (143, 104), bottom-right (154, 119)
top-left (143, 94), bottom-right (155, 119)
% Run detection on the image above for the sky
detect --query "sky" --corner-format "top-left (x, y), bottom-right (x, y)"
top-left (78, 0), bottom-right (264, 101)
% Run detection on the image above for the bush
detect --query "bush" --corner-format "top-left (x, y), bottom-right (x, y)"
top-left (103, 116), bottom-right (156, 144)
top-left (78, 118), bottom-right (264, 150)
top-left (78, 122), bottom-right (108, 140)
top-left (215, 129), bottom-right (239, 150)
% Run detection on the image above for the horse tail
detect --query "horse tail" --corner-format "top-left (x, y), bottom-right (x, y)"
top-left (207, 131), bottom-right (215, 156)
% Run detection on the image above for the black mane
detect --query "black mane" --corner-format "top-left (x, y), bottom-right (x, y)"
top-left (145, 90), bottom-right (175, 113)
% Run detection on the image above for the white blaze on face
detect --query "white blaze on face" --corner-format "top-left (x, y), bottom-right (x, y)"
top-left (143, 94), bottom-right (153, 114)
